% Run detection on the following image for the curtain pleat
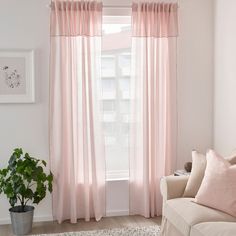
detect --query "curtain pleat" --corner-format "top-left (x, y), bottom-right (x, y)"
top-left (49, 0), bottom-right (105, 223)
top-left (130, 1), bottom-right (178, 217)
top-left (132, 2), bottom-right (178, 37)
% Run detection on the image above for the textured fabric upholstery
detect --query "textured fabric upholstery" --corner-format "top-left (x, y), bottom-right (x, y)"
top-left (191, 222), bottom-right (236, 236)
top-left (183, 151), bottom-right (206, 197)
top-left (160, 175), bottom-right (189, 203)
top-left (164, 198), bottom-right (236, 236)
top-left (160, 175), bottom-right (236, 236)
top-left (195, 150), bottom-right (236, 217)
top-left (160, 216), bottom-right (184, 236)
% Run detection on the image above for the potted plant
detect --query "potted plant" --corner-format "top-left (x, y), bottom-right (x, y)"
top-left (0, 148), bottom-right (53, 235)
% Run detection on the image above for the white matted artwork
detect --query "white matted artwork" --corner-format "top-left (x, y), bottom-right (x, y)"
top-left (0, 50), bottom-right (35, 103)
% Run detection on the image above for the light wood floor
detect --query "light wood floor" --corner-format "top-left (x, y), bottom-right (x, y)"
top-left (0, 216), bottom-right (162, 236)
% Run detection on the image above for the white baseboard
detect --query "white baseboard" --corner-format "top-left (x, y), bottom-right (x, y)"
top-left (0, 211), bottom-right (129, 225)
top-left (0, 218), bottom-right (10, 225)
top-left (0, 215), bottom-right (53, 225)
top-left (34, 215), bottom-right (54, 222)
top-left (106, 210), bottom-right (129, 217)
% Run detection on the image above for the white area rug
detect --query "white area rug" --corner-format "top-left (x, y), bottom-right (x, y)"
top-left (33, 226), bottom-right (160, 236)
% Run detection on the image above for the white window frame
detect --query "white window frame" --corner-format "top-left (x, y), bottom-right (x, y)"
top-left (102, 10), bottom-right (131, 181)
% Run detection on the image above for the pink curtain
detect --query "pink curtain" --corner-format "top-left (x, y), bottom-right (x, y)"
top-left (49, 0), bottom-right (105, 223)
top-left (130, 1), bottom-right (178, 217)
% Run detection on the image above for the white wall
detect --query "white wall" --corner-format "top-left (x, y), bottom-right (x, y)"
top-left (0, 0), bottom-right (214, 224)
top-left (177, 0), bottom-right (214, 168)
top-left (0, 0), bottom-right (52, 224)
top-left (214, 0), bottom-right (236, 155)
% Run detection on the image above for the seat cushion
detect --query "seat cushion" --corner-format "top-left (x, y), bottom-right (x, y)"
top-left (164, 198), bottom-right (236, 236)
top-left (191, 222), bottom-right (236, 236)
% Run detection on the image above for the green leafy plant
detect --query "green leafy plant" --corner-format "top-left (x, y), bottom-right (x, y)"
top-left (0, 148), bottom-right (53, 212)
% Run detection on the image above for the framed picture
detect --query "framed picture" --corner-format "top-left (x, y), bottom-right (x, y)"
top-left (0, 50), bottom-right (35, 103)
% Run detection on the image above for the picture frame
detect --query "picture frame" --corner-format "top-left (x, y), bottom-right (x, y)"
top-left (0, 50), bottom-right (35, 103)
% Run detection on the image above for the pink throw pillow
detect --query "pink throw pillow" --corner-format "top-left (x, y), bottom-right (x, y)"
top-left (195, 150), bottom-right (236, 217)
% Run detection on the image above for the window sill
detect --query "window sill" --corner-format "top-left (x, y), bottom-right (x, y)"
top-left (106, 177), bottom-right (129, 182)
top-left (106, 170), bottom-right (129, 181)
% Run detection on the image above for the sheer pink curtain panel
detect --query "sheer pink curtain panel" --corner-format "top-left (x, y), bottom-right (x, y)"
top-left (49, 0), bottom-right (105, 223)
top-left (130, 1), bottom-right (178, 218)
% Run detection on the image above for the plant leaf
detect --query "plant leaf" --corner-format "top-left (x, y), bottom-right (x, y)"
top-left (0, 148), bottom-right (53, 207)
top-left (42, 160), bottom-right (46, 167)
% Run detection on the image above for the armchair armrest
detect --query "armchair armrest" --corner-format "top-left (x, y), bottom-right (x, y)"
top-left (160, 175), bottom-right (189, 202)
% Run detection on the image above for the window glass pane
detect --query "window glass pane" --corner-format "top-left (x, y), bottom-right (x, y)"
top-left (119, 123), bottom-right (129, 135)
top-left (103, 101), bottom-right (116, 111)
top-left (105, 136), bottom-right (116, 146)
top-left (118, 53), bottom-right (131, 76)
top-left (101, 16), bottom-right (131, 177)
top-left (119, 78), bottom-right (130, 99)
top-left (103, 113), bottom-right (116, 122)
top-left (101, 56), bottom-right (115, 77)
top-left (101, 79), bottom-right (116, 99)
top-left (103, 123), bottom-right (114, 135)
top-left (120, 100), bottom-right (129, 114)
top-left (101, 79), bottom-right (115, 91)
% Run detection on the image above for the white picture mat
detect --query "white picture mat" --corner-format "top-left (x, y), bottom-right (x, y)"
top-left (0, 50), bottom-right (35, 103)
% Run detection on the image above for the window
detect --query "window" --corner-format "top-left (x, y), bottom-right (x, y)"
top-left (101, 16), bottom-right (131, 180)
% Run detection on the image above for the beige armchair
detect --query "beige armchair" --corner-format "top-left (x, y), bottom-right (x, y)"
top-left (160, 175), bottom-right (189, 202)
top-left (160, 176), bottom-right (236, 236)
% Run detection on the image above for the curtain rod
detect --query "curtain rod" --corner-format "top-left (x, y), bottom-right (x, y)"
top-left (46, 3), bottom-right (179, 9)
top-left (46, 3), bottom-right (131, 9)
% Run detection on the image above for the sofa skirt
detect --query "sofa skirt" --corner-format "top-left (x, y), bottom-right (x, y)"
top-left (160, 216), bottom-right (184, 236)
